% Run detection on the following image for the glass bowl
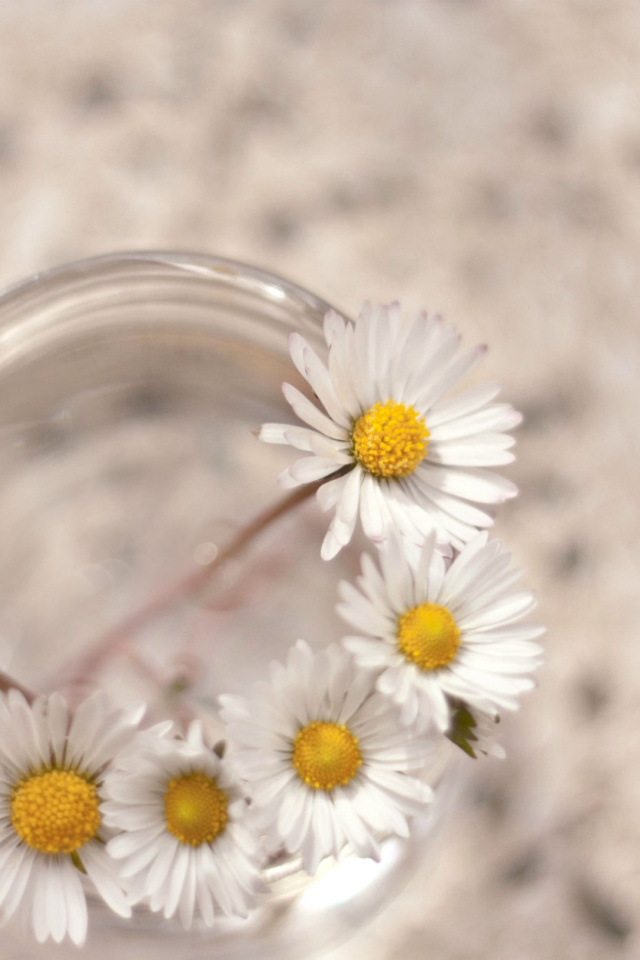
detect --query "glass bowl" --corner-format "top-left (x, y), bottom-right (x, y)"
top-left (0, 252), bottom-right (456, 960)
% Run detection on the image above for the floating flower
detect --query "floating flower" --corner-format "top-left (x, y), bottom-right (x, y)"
top-left (102, 720), bottom-right (262, 930)
top-left (338, 532), bottom-right (544, 732)
top-left (219, 640), bottom-right (434, 875)
top-left (0, 690), bottom-right (142, 946)
top-left (259, 303), bottom-right (522, 559)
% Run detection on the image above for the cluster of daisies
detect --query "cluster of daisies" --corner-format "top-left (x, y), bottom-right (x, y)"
top-left (0, 303), bottom-right (543, 947)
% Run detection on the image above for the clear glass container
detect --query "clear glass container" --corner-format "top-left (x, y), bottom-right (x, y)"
top-left (0, 252), bottom-right (455, 959)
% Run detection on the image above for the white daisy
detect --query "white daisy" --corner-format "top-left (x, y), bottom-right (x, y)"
top-left (0, 689), bottom-right (142, 946)
top-left (258, 302), bottom-right (522, 559)
top-left (338, 531), bottom-right (544, 732)
top-left (102, 720), bottom-right (262, 930)
top-left (219, 640), bottom-right (434, 876)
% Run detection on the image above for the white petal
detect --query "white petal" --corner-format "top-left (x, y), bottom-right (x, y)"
top-left (430, 435), bottom-right (517, 468)
top-left (328, 318), bottom-right (368, 416)
top-left (144, 833), bottom-right (179, 897)
top-left (288, 332), bottom-right (351, 428)
top-left (427, 382), bottom-right (502, 426)
top-left (0, 845), bottom-right (35, 920)
top-left (32, 858), bottom-right (52, 943)
top-left (458, 590), bottom-right (537, 630)
top-left (161, 844), bottom-right (190, 919)
top-left (332, 789), bottom-right (379, 861)
top-left (359, 473), bottom-right (390, 542)
top-left (301, 792), bottom-right (335, 873)
top-left (419, 462), bottom-right (518, 504)
top-left (282, 383), bottom-right (345, 439)
top-left (64, 867), bottom-right (89, 947)
top-left (415, 344), bottom-right (487, 412)
top-left (428, 404), bottom-right (522, 442)
top-left (45, 693), bottom-right (69, 766)
top-left (259, 422), bottom-right (324, 450)
top-left (288, 455), bottom-right (344, 484)
top-left (335, 464), bottom-right (363, 528)
top-left (178, 855), bottom-right (197, 929)
top-left (81, 843), bottom-right (131, 918)
top-left (65, 691), bottom-right (106, 768)
top-left (410, 471), bottom-right (494, 528)
top-left (0, 838), bottom-right (29, 904)
top-left (47, 858), bottom-right (68, 943)
top-left (316, 471), bottom-right (350, 511)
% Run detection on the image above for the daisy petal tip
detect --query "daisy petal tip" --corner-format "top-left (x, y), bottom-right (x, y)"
top-left (70, 929), bottom-right (87, 948)
top-left (281, 381), bottom-right (296, 402)
top-left (124, 700), bottom-right (147, 727)
top-left (277, 469), bottom-right (301, 489)
top-left (501, 479), bottom-right (519, 500)
top-left (321, 536), bottom-right (343, 561)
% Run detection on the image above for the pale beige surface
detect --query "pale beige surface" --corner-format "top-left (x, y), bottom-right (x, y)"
top-left (0, 1), bottom-right (638, 957)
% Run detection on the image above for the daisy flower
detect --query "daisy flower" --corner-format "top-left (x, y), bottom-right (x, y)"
top-left (219, 640), bottom-right (434, 875)
top-left (258, 302), bottom-right (522, 559)
top-left (102, 720), bottom-right (262, 930)
top-left (337, 531), bottom-right (544, 732)
top-left (0, 689), bottom-right (142, 946)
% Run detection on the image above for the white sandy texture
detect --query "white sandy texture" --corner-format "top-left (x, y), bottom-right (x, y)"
top-left (0, 2), bottom-right (637, 959)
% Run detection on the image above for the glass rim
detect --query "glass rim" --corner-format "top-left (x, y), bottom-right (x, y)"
top-left (0, 249), bottom-right (335, 317)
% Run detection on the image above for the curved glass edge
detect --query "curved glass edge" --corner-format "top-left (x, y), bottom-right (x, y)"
top-left (0, 251), bottom-right (336, 327)
top-left (0, 251), bottom-right (343, 373)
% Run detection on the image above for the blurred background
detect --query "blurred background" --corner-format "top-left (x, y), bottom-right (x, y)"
top-left (0, 1), bottom-right (638, 958)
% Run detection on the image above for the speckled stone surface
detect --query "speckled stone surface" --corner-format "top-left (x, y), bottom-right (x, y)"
top-left (0, 1), bottom-right (638, 958)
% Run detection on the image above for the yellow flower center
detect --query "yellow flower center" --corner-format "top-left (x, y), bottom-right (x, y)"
top-left (397, 603), bottom-right (461, 671)
top-left (351, 400), bottom-right (429, 479)
top-left (292, 721), bottom-right (362, 791)
top-left (10, 769), bottom-right (101, 855)
top-left (164, 772), bottom-right (228, 847)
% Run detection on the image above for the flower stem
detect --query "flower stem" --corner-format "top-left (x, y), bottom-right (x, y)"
top-left (54, 470), bottom-right (350, 691)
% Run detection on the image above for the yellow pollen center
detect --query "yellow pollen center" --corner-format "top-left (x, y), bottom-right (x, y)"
top-left (397, 603), bottom-right (461, 671)
top-left (351, 400), bottom-right (429, 479)
top-left (10, 769), bottom-right (101, 855)
top-left (164, 772), bottom-right (228, 847)
top-left (292, 721), bottom-right (362, 791)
